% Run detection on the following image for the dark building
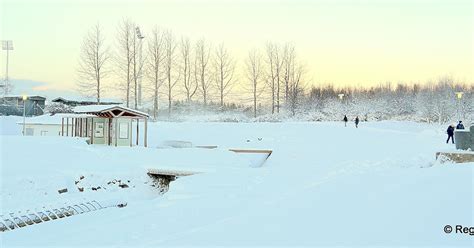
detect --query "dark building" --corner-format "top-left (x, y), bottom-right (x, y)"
top-left (0, 95), bottom-right (46, 116)
top-left (51, 97), bottom-right (122, 107)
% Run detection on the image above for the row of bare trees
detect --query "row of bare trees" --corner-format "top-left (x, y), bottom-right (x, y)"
top-left (76, 21), bottom-right (308, 119)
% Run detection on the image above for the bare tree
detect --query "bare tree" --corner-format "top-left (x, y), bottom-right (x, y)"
top-left (147, 27), bottom-right (165, 119)
top-left (115, 19), bottom-right (134, 107)
top-left (180, 37), bottom-right (197, 102)
top-left (195, 38), bottom-right (212, 105)
top-left (76, 24), bottom-right (109, 103)
top-left (213, 42), bottom-right (236, 107)
top-left (245, 49), bottom-right (264, 118)
top-left (163, 30), bottom-right (179, 115)
top-left (283, 43), bottom-right (296, 104)
top-left (265, 43), bottom-right (278, 114)
top-left (287, 61), bottom-right (306, 116)
top-left (274, 44), bottom-right (283, 113)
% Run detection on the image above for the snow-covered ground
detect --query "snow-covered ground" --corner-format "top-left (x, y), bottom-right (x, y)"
top-left (1, 118), bottom-right (473, 247)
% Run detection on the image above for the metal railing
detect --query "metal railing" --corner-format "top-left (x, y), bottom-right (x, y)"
top-left (0, 200), bottom-right (114, 232)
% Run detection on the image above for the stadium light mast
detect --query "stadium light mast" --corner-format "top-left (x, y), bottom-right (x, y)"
top-left (1, 40), bottom-right (13, 95)
top-left (135, 27), bottom-right (145, 107)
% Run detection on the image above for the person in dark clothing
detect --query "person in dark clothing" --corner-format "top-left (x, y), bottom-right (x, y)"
top-left (355, 116), bottom-right (360, 128)
top-left (343, 115), bottom-right (348, 127)
top-left (456, 121), bottom-right (465, 130)
top-left (446, 125), bottom-right (455, 144)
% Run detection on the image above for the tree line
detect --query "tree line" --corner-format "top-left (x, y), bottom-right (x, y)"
top-left (75, 20), bottom-right (306, 119)
top-left (76, 21), bottom-right (472, 123)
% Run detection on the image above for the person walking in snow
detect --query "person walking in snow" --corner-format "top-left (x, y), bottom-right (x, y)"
top-left (343, 115), bottom-right (348, 127)
top-left (355, 116), bottom-right (360, 128)
top-left (456, 121), bottom-right (465, 130)
top-left (446, 125), bottom-right (455, 144)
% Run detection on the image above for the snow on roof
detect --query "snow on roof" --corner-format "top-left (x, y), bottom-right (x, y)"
top-left (2, 95), bottom-right (46, 99)
top-left (52, 97), bottom-right (122, 103)
top-left (16, 113), bottom-right (96, 125)
top-left (73, 104), bottom-right (119, 112)
top-left (73, 104), bottom-right (149, 117)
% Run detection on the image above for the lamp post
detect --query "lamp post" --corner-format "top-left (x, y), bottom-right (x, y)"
top-left (338, 93), bottom-right (346, 118)
top-left (22, 95), bottom-right (27, 135)
top-left (455, 92), bottom-right (464, 121)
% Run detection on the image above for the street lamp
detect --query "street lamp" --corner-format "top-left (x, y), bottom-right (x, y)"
top-left (455, 92), bottom-right (464, 120)
top-left (1, 40), bottom-right (13, 95)
top-left (22, 95), bottom-right (27, 135)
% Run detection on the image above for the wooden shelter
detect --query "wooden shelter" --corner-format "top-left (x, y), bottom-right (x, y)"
top-left (60, 105), bottom-right (149, 147)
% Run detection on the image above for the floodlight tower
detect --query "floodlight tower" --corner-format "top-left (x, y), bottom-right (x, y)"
top-left (136, 27), bottom-right (145, 107)
top-left (1, 40), bottom-right (13, 96)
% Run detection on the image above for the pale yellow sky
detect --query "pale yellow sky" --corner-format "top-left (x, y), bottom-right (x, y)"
top-left (1, 0), bottom-right (473, 96)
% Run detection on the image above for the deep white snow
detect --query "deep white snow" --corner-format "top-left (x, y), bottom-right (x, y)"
top-left (0, 118), bottom-right (473, 247)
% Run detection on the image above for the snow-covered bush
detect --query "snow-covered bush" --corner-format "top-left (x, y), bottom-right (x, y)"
top-left (45, 102), bottom-right (73, 114)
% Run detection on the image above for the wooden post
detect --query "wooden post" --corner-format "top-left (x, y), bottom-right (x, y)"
top-left (85, 118), bottom-right (88, 138)
top-left (108, 118), bottom-right (112, 146)
top-left (61, 118), bottom-right (64, 136)
top-left (72, 118), bottom-right (76, 137)
top-left (107, 119), bottom-right (109, 145)
top-left (136, 119), bottom-right (139, 146)
top-left (130, 119), bottom-right (133, 147)
top-left (90, 118), bottom-right (94, 144)
top-left (66, 118), bottom-right (69, 137)
top-left (115, 119), bottom-right (118, 147)
top-left (79, 118), bottom-right (82, 137)
top-left (144, 118), bottom-right (148, 148)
